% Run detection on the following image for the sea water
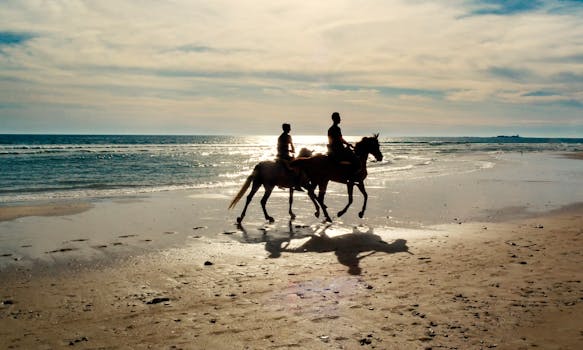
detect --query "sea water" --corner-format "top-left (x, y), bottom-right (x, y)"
top-left (1, 134), bottom-right (582, 204)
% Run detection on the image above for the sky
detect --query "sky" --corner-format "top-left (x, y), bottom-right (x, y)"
top-left (1, 0), bottom-right (582, 137)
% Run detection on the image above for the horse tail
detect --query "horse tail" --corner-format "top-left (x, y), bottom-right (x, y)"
top-left (228, 165), bottom-right (258, 209)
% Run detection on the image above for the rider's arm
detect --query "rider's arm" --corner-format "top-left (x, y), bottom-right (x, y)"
top-left (289, 135), bottom-right (295, 153)
top-left (341, 136), bottom-right (353, 149)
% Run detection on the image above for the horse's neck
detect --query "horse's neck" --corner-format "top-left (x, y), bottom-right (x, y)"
top-left (346, 148), bottom-right (367, 180)
top-left (355, 148), bottom-right (369, 168)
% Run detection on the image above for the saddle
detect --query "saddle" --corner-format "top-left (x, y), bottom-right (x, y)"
top-left (326, 150), bottom-right (361, 181)
top-left (328, 146), bottom-right (357, 164)
top-left (276, 157), bottom-right (293, 169)
top-left (276, 158), bottom-right (304, 191)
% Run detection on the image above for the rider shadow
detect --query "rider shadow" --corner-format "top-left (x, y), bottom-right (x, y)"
top-left (237, 222), bottom-right (411, 275)
top-left (236, 220), bottom-right (316, 257)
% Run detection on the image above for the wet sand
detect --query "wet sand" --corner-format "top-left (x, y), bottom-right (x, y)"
top-left (1, 151), bottom-right (582, 349)
top-left (0, 202), bottom-right (93, 222)
top-left (563, 152), bottom-right (583, 160)
top-left (1, 206), bottom-right (582, 349)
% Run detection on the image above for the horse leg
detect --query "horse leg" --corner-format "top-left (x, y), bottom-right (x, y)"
top-left (260, 185), bottom-right (275, 223)
top-left (338, 182), bottom-right (354, 217)
top-left (288, 188), bottom-right (296, 220)
top-left (357, 182), bottom-right (368, 218)
top-left (237, 180), bottom-right (261, 223)
top-left (316, 182), bottom-right (332, 222)
top-left (306, 186), bottom-right (320, 218)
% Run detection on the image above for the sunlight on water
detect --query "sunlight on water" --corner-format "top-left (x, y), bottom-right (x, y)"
top-left (293, 135), bottom-right (327, 146)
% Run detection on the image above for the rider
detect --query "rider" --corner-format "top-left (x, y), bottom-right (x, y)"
top-left (277, 123), bottom-right (303, 191)
top-left (327, 112), bottom-right (360, 176)
top-left (277, 123), bottom-right (295, 160)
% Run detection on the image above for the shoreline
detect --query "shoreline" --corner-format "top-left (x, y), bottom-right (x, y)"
top-left (0, 149), bottom-right (581, 220)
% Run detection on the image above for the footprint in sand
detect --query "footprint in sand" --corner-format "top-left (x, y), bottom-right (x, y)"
top-left (118, 234), bottom-right (138, 238)
top-left (46, 248), bottom-right (78, 254)
top-left (70, 238), bottom-right (89, 242)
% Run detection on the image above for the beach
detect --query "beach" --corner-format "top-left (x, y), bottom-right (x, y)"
top-left (1, 151), bottom-right (582, 349)
top-left (3, 0), bottom-right (583, 348)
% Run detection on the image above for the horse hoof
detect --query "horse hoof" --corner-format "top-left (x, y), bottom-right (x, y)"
top-left (237, 217), bottom-right (243, 223)
top-left (314, 212), bottom-right (320, 218)
top-left (358, 212), bottom-right (364, 218)
top-left (290, 214), bottom-right (296, 220)
top-left (337, 211), bottom-right (345, 217)
top-left (267, 217), bottom-right (275, 223)
top-left (325, 217), bottom-right (333, 223)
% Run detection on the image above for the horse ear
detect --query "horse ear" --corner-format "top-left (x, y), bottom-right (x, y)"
top-left (373, 133), bottom-right (379, 139)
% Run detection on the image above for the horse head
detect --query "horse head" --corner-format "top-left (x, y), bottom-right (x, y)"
top-left (355, 134), bottom-right (383, 162)
top-left (297, 147), bottom-right (313, 158)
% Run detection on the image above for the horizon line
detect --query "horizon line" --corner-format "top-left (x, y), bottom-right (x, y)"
top-left (1, 133), bottom-right (582, 139)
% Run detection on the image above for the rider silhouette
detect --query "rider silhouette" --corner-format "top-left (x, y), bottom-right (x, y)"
top-left (327, 112), bottom-right (360, 176)
top-left (277, 123), bottom-right (303, 191)
top-left (277, 123), bottom-right (295, 160)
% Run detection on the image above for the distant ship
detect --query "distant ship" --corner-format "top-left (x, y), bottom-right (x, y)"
top-left (496, 134), bottom-right (520, 138)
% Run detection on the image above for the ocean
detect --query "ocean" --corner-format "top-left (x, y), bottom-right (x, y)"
top-left (1, 134), bottom-right (582, 204)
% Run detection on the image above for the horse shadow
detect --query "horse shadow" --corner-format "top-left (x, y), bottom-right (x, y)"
top-left (237, 222), bottom-right (411, 275)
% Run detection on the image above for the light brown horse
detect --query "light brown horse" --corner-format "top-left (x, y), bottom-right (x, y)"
top-left (291, 134), bottom-right (383, 222)
top-left (228, 149), bottom-right (320, 223)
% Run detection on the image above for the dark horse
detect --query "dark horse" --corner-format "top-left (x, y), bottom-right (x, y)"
top-left (291, 134), bottom-right (383, 222)
top-left (228, 149), bottom-right (320, 223)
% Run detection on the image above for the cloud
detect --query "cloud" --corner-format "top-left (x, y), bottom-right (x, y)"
top-left (486, 67), bottom-right (534, 82)
top-left (398, 94), bottom-right (434, 103)
top-left (0, 0), bottom-right (582, 135)
top-left (522, 90), bottom-right (558, 97)
top-left (446, 89), bottom-right (492, 102)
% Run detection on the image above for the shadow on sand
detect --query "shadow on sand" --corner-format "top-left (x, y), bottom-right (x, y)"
top-left (236, 221), bottom-right (411, 275)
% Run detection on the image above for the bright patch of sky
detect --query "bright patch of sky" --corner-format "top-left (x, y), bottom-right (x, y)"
top-left (1, 0), bottom-right (582, 136)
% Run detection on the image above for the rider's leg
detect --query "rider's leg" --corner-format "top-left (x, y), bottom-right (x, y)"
top-left (293, 169), bottom-right (304, 191)
top-left (344, 148), bottom-right (360, 177)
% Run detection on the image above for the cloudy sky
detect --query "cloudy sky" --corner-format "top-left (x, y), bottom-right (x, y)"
top-left (1, 0), bottom-right (582, 136)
